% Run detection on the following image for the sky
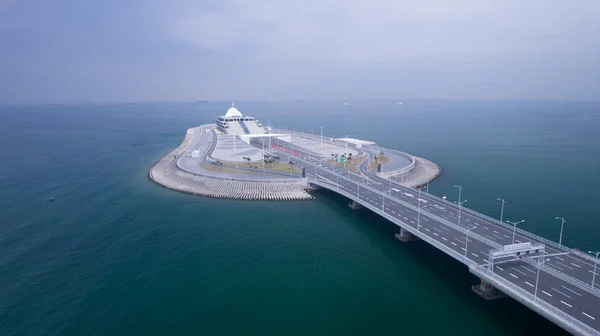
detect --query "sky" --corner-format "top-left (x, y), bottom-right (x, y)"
top-left (0, 0), bottom-right (599, 103)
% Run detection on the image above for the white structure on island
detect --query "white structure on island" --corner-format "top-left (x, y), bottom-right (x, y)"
top-left (216, 103), bottom-right (265, 135)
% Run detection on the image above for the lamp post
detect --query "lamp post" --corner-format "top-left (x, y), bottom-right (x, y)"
top-left (497, 198), bottom-right (505, 223)
top-left (454, 184), bottom-right (463, 224)
top-left (455, 199), bottom-right (467, 227)
top-left (589, 251), bottom-right (600, 289)
top-left (506, 219), bottom-right (525, 244)
top-left (555, 217), bottom-right (566, 247)
top-left (464, 226), bottom-right (477, 261)
top-left (320, 126), bottom-right (323, 149)
top-left (534, 255), bottom-right (551, 302)
top-left (417, 187), bottom-right (422, 232)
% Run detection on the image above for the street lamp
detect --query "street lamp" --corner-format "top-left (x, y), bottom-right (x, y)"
top-left (589, 251), bottom-right (600, 289)
top-left (320, 126), bottom-right (323, 149)
top-left (555, 217), bottom-right (566, 247)
top-left (417, 187), bottom-right (422, 232)
top-left (464, 226), bottom-right (477, 261)
top-left (534, 255), bottom-right (551, 302)
top-left (454, 199), bottom-right (467, 227)
top-left (506, 219), bottom-right (525, 244)
top-left (497, 198), bottom-right (505, 223)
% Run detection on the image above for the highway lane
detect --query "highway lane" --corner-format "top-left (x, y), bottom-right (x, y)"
top-left (266, 141), bottom-right (600, 333)
top-left (307, 161), bottom-right (600, 332)
top-left (354, 147), bottom-right (600, 294)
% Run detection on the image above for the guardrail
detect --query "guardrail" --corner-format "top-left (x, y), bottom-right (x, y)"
top-left (313, 179), bottom-right (477, 268)
top-left (417, 188), bottom-right (600, 292)
top-left (472, 266), bottom-right (599, 336)
top-left (269, 130), bottom-right (600, 293)
top-left (303, 161), bottom-right (502, 252)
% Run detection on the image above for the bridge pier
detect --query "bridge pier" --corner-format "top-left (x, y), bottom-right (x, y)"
top-left (394, 227), bottom-right (419, 242)
top-left (348, 200), bottom-right (363, 210)
top-left (471, 279), bottom-right (505, 300)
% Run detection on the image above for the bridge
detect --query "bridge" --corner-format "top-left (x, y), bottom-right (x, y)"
top-left (258, 133), bottom-right (600, 336)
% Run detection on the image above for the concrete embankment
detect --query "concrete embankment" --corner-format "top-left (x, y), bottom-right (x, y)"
top-left (149, 127), bottom-right (313, 201)
top-left (389, 156), bottom-right (441, 188)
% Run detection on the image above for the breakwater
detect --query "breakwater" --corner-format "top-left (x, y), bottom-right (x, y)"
top-left (149, 127), bottom-right (313, 200)
top-left (389, 156), bottom-right (441, 188)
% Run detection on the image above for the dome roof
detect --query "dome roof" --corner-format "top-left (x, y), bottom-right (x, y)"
top-left (224, 105), bottom-right (243, 118)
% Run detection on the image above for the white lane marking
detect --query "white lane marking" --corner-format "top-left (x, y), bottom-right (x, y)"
top-left (561, 285), bottom-right (582, 297)
top-left (503, 234), bottom-right (510, 238)
top-left (473, 222), bottom-right (479, 226)
top-left (561, 301), bottom-right (572, 308)
top-left (391, 210), bottom-right (395, 214)
top-left (553, 264), bottom-right (566, 271)
top-left (432, 227), bottom-right (442, 232)
top-left (465, 218), bottom-right (471, 222)
top-left (556, 261), bottom-right (574, 270)
top-left (514, 269), bottom-right (527, 276)
top-left (493, 230), bottom-right (499, 234)
top-left (451, 242), bottom-right (457, 246)
top-left (404, 217), bottom-right (408, 221)
top-left (521, 265), bottom-right (536, 274)
top-left (440, 226), bottom-right (450, 231)
top-left (410, 220), bottom-right (415, 224)
top-left (583, 312), bottom-right (596, 320)
top-left (570, 262), bottom-right (581, 268)
top-left (449, 212), bottom-right (454, 215)
top-left (425, 228), bottom-right (431, 232)
top-left (542, 290), bottom-right (552, 297)
top-left (525, 281), bottom-right (534, 288)
top-left (433, 232), bottom-right (439, 236)
top-left (496, 266), bottom-right (504, 271)
top-left (461, 247), bottom-right (466, 251)
top-left (590, 270), bottom-right (599, 276)
top-left (484, 226), bottom-right (490, 230)
top-left (471, 253), bottom-right (479, 258)
top-left (510, 273), bottom-right (518, 279)
top-left (442, 237), bottom-right (448, 241)
top-left (515, 239), bottom-right (521, 243)
top-left (556, 256), bottom-right (564, 261)
top-left (551, 288), bottom-right (571, 299)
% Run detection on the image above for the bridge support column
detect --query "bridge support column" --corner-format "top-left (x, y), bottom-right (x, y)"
top-left (395, 227), bottom-right (419, 242)
top-left (348, 200), bottom-right (363, 210)
top-left (471, 280), bottom-right (505, 300)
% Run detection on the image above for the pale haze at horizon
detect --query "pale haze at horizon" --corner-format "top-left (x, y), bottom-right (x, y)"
top-left (1, 1), bottom-right (599, 103)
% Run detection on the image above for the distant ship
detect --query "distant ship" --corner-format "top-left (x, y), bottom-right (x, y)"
top-left (343, 102), bottom-right (349, 106)
top-left (398, 102), bottom-right (404, 105)
top-left (442, 194), bottom-right (447, 200)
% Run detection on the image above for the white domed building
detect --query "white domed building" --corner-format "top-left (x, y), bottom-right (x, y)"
top-left (216, 103), bottom-right (265, 135)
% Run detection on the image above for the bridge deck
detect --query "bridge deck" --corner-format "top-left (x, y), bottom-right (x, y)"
top-left (262, 133), bottom-right (600, 336)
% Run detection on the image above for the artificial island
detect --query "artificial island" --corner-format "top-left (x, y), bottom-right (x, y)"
top-left (148, 104), bottom-right (600, 336)
top-left (149, 103), bottom-right (440, 200)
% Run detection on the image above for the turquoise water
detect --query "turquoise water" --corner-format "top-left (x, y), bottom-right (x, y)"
top-left (1, 101), bottom-right (599, 335)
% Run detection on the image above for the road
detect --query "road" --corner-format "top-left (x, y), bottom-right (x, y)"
top-left (263, 134), bottom-right (600, 335)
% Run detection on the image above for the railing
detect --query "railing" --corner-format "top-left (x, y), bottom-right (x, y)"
top-left (306, 161), bottom-right (600, 295)
top-left (303, 162), bottom-right (502, 252)
top-left (313, 179), bottom-right (478, 268)
top-left (417, 188), bottom-right (600, 292)
top-left (472, 266), bottom-right (599, 336)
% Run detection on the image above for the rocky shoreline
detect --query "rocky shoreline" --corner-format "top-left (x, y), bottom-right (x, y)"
top-left (148, 127), bottom-right (314, 200)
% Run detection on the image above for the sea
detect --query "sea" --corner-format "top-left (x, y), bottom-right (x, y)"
top-left (0, 100), bottom-right (599, 336)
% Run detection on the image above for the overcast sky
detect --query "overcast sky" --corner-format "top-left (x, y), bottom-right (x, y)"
top-left (1, 0), bottom-right (599, 103)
